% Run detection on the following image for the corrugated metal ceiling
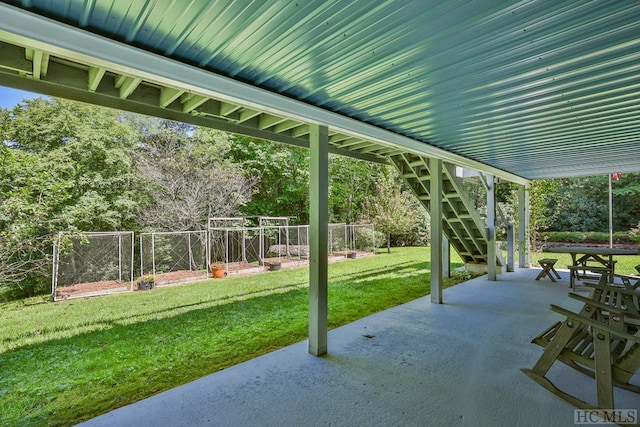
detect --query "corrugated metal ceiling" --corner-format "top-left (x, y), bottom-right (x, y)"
top-left (3, 0), bottom-right (640, 180)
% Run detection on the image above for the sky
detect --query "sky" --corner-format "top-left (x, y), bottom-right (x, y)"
top-left (0, 86), bottom-right (42, 109)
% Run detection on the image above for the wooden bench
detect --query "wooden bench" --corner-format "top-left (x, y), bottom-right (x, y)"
top-left (522, 283), bottom-right (640, 414)
top-left (567, 264), bottom-right (613, 291)
top-left (586, 272), bottom-right (640, 292)
top-left (535, 258), bottom-right (561, 282)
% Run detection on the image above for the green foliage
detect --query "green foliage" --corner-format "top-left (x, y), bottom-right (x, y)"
top-left (2, 98), bottom-right (141, 232)
top-left (528, 179), bottom-right (563, 248)
top-left (228, 137), bottom-right (403, 228)
top-left (328, 156), bottom-right (385, 223)
top-left (363, 168), bottom-right (422, 252)
top-left (539, 231), bottom-right (633, 245)
top-left (229, 137), bottom-right (310, 222)
top-left (628, 223), bottom-right (640, 245)
top-left (610, 174), bottom-right (640, 231)
top-left (534, 174), bottom-right (640, 234)
top-left (451, 269), bottom-right (480, 281)
top-left (1, 98), bottom-right (143, 296)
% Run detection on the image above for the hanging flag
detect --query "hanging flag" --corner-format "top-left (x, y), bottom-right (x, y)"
top-left (612, 172), bottom-right (622, 181)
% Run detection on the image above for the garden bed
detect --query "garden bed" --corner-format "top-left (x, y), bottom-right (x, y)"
top-left (55, 280), bottom-right (130, 299)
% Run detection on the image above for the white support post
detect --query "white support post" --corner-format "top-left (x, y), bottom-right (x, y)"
top-left (151, 233), bottom-right (156, 277)
top-left (430, 158), bottom-right (443, 304)
top-left (286, 224), bottom-right (291, 258)
top-left (242, 227), bottom-right (247, 264)
top-left (259, 224), bottom-right (263, 265)
top-left (518, 185), bottom-right (530, 268)
top-left (486, 174), bottom-right (497, 281)
top-left (139, 234), bottom-right (144, 277)
top-left (507, 223), bottom-right (514, 272)
top-left (118, 234), bottom-right (123, 282)
top-left (188, 232), bottom-right (193, 271)
top-left (206, 229), bottom-right (211, 278)
top-left (52, 232), bottom-right (60, 300)
top-left (129, 232), bottom-right (134, 289)
top-left (442, 235), bottom-right (450, 278)
top-left (309, 123), bottom-right (329, 356)
top-left (344, 226), bottom-right (348, 255)
top-left (225, 229), bottom-right (229, 271)
top-left (371, 224), bottom-right (376, 254)
top-left (297, 226), bottom-right (301, 261)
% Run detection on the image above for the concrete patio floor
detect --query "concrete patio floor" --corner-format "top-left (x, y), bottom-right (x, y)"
top-left (80, 267), bottom-right (639, 426)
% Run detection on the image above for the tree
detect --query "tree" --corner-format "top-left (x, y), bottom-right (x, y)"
top-left (0, 98), bottom-right (143, 297)
top-left (135, 123), bottom-right (255, 231)
top-left (363, 168), bottom-right (419, 253)
top-left (229, 137), bottom-right (309, 223)
top-left (329, 156), bottom-right (385, 224)
top-left (528, 179), bottom-right (563, 249)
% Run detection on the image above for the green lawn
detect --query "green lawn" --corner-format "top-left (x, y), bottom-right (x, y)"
top-left (0, 247), bottom-right (464, 426)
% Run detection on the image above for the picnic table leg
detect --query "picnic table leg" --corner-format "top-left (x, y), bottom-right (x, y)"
top-left (570, 272), bottom-right (575, 291)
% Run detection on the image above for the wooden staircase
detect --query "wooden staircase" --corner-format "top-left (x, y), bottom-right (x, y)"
top-left (390, 153), bottom-right (497, 266)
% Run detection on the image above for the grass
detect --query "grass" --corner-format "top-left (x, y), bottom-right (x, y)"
top-left (0, 247), bottom-right (465, 426)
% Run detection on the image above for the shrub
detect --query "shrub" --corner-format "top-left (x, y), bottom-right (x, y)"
top-left (630, 222), bottom-right (640, 245)
top-left (539, 231), bottom-right (635, 245)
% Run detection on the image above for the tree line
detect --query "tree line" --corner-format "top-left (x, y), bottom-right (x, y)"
top-left (1, 98), bottom-right (426, 299)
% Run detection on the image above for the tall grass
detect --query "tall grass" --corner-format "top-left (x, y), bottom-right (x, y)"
top-left (0, 247), bottom-right (463, 426)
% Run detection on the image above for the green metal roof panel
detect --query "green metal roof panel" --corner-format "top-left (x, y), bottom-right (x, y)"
top-left (5, 0), bottom-right (640, 179)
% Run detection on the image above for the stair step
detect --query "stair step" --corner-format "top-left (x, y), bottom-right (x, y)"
top-left (391, 154), bottom-right (494, 266)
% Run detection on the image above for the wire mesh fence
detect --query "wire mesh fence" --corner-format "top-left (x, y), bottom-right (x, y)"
top-left (209, 226), bottom-right (262, 274)
top-left (348, 224), bottom-right (377, 255)
top-left (262, 225), bottom-right (310, 268)
top-left (139, 231), bottom-right (208, 286)
top-left (50, 222), bottom-right (375, 300)
top-left (329, 223), bottom-right (348, 256)
top-left (52, 231), bottom-right (134, 300)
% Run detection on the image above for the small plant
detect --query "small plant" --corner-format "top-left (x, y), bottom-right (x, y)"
top-left (210, 261), bottom-right (226, 278)
top-left (141, 274), bottom-right (155, 284)
top-left (451, 270), bottom-right (473, 281)
top-left (136, 274), bottom-right (155, 290)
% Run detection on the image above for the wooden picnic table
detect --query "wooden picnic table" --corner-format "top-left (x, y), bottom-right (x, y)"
top-left (544, 246), bottom-right (640, 289)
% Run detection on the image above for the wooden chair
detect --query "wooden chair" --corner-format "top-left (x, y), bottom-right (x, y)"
top-left (613, 273), bottom-right (640, 291)
top-left (522, 283), bottom-right (640, 413)
top-left (585, 272), bottom-right (640, 292)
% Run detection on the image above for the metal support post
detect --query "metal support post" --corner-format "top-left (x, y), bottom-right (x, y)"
top-left (518, 185), bottom-right (530, 268)
top-left (430, 158), bottom-right (443, 303)
top-left (486, 174), bottom-right (497, 281)
top-left (309, 123), bottom-right (329, 356)
top-left (507, 223), bottom-right (514, 272)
